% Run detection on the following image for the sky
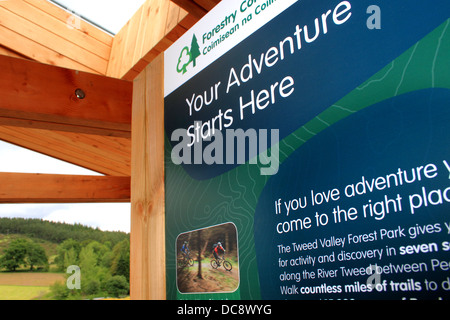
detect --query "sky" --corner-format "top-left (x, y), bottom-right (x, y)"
top-left (51, 0), bottom-right (147, 35)
top-left (0, 141), bottom-right (131, 233)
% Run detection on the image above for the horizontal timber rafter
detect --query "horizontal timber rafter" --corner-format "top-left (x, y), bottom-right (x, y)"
top-left (170, 0), bottom-right (208, 20)
top-left (0, 126), bottom-right (131, 177)
top-left (0, 173), bottom-right (130, 203)
top-left (0, 55), bottom-right (132, 138)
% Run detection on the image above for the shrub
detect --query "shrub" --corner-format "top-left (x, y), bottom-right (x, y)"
top-left (83, 279), bottom-right (100, 296)
top-left (50, 281), bottom-right (70, 300)
top-left (103, 275), bottom-right (129, 297)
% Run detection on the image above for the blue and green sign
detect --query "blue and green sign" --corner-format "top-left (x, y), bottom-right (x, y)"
top-left (164, 0), bottom-right (450, 300)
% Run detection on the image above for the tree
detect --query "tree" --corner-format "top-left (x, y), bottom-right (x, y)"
top-left (0, 238), bottom-right (28, 271)
top-left (190, 34), bottom-right (201, 67)
top-left (55, 239), bottom-right (81, 271)
top-left (110, 239), bottom-right (130, 281)
top-left (79, 241), bottom-right (110, 295)
top-left (79, 244), bottom-right (97, 273)
top-left (26, 241), bottom-right (48, 271)
top-left (0, 238), bottom-right (48, 271)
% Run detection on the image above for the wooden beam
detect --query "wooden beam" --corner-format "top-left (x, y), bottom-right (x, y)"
top-left (0, 126), bottom-right (131, 177)
top-left (0, 55), bottom-right (132, 138)
top-left (0, 44), bottom-right (28, 59)
top-left (0, 173), bottom-right (130, 203)
top-left (0, 0), bottom-right (112, 74)
top-left (107, 0), bottom-right (189, 80)
top-left (170, 0), bottom-right (208, 19)
top-left (130, 55), bottom-right (165, 299)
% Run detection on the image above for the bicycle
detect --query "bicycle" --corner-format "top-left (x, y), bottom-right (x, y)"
top-left (178, 253), bottom-right (194, 268)
top-left (210, 255), bottom-right (232, 271)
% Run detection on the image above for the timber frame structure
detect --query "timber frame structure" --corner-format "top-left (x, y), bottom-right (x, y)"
top-left (0, 0), bottom-right (220, 299)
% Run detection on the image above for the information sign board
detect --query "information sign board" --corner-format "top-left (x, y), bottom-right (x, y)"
top-left (164, 0), bottom-right (450, 300)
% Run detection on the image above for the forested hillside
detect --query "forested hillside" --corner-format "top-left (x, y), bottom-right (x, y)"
top-left (0, 218), bottom-right (130, 299)
top-left (0, 218), bottom-right (128, 245)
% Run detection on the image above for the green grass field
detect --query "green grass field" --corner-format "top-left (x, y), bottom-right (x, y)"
top-left (0, 272), bottom-right (65, 300)
top-left (0, 285), bottom-right (51, 300)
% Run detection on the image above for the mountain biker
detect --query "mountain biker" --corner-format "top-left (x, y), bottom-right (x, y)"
top-left (212, 242), bottom-right (225, 260)
top-left (181, 241), bottom-right (190, 258)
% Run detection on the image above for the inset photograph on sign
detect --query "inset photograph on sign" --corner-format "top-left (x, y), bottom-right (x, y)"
top-left (176, 222), bottom-right (239, 294)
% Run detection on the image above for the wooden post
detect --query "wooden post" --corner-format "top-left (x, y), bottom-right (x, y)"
top-left (130, 54), bottom-right (165, 300)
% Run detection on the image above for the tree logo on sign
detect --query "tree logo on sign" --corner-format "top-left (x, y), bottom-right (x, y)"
top-left (177, 34), bottom-right (201, 74)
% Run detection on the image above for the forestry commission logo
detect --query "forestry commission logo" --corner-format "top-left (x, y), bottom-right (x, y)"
top-left (176, 34), bottom-right (201, 75)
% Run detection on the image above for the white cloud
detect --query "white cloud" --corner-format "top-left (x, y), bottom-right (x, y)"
top-left (43, 203), bottom-right (131, 233)
top-left (0, 203), bottom-right (62, 218)
top-left (52, 0), bottom-right (146, 34)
